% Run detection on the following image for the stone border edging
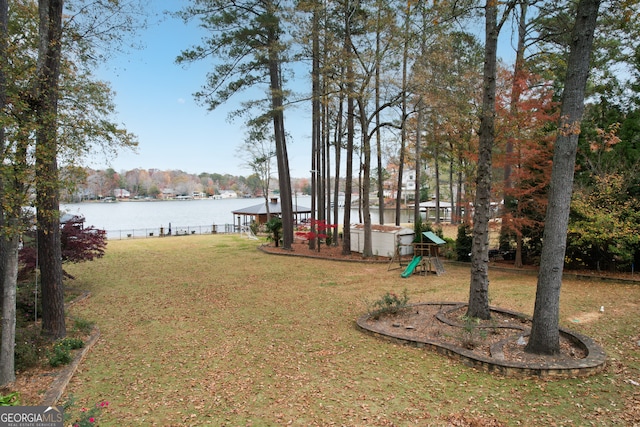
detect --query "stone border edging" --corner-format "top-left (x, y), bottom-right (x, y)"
top-left (41, 326), bottom-right (100, 406)
top-left (40, 292), bottom-right (101, 406)
top-left (356, 302), bottom-right (607, 379)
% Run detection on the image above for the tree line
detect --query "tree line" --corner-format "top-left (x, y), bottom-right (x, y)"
top-left (178, 0), bottom-right (637, 358)
top-left (61, 167), bottom-right (290, 201)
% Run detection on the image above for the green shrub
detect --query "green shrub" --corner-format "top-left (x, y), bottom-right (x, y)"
top-left (442, 237), bottom-right (457, 260)
top-left (0, 392), bottom-right (20, 406)
top-left (368, 289), bottom-right (409, 319)
top-left (265, 217), bottom-right (283, 247)
top-left (48, 338), bottom-right (84, 367)
top-left (413, 218), bottom-right (433, 243)
top-left (60, 337), bottom-right (85, 350)
top-left (48, 345), bottom-right (72, 367)
top-left (15, 327), bottom-right (47, 371)
top-left (16, 282), bottom-right (41, 324)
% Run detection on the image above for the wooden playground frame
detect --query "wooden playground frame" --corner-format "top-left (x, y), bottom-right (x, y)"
top-left (388, 239), bottom-right (445, 276)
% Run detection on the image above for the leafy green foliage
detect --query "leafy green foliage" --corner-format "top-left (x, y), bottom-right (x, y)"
top-left (412, 217), bottom-right (433, 243)
top-left (14, 326), bottom-right (47, 372)
top-left (567, 174), bottom-right (640, 271)
top-left (0, 392), bottom-right (20, 407)
top-left (48, 338), bottom-right (84, 368)
top-left (368, 289), bottom-right (409, 319)
top-left (265, 217), bottom-right (283, 247)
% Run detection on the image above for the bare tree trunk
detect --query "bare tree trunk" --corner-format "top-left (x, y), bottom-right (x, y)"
top-left (467, 0), bottom-right (500, 320)
top-left (414, 105), bottom-right (423, 227)
top-left (358, 105), bottom-right (372, 257)
top-left (457, 167), bottom-right (464, 222)
top-left (266, 10), bottom-right (293, 250)
top-left (0, 0), bottom-right (6, 315)
top-left (375, 8), bottom-right (384, 226)
top-left (0, 127), bottom-right (30, 387)
top-left (333, 92), bottom-right (344, 247)
top-left (0, 232), bottom-right (18, 386)
top-left (310, 1), bottom-right (320, 250)
top-left (395, 5), bottom-right (410, 227)
top-left (526, 0), bottom-right (601, 355)
top-left (449, 156), bottom-right (454, 224)
top-left (36, 0), bottom-right (66, 339)
top-left (0, 0), bottom-right (16, 385)
top-left (434, 126), bottom-right (441, 225)
top-left (342, 0), bottom-right (354, 255)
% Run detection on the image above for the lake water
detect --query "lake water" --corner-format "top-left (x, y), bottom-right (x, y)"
top-left (61, 196), bottom-right (414, 239)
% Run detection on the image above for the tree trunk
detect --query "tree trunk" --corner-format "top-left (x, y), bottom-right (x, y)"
top-left (526, 0), bottom-right (601, 355)
top-left (395, 5), bottom-right (411, 227)
top-left (310, 2), bottom-right (320, 250)
top-left (434, 128), bottom-right (441, 225)
top-left (341, 0), bottom-right (354, 255)
top-left (266, 16), bottom-right (293, 250)
top-left (375, 8), bottom-right (384, 226)
top-left (467, 0), bottom-right (500, 320)
top-left (36, 0), bottom-right (66, 339)
top-left (333, 90), bottom-right (344, 247)
top-left (449, 156), bottom-right (455, 225)
top-left (0, 232), bottom-right (19, 386)
top-left (0, 0), bottom-right (16, 385)
top-left (359, 106), bottom-right (372, 257)
top-left (414, 105), bottom-right (423, 227)
top-left (0, 0), bottom-right (6, 313)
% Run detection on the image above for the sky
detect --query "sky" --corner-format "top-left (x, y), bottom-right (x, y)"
top-left (91, 1), bottom-right (313, 178)
top-left (90, 2), bottom-right (517, 179)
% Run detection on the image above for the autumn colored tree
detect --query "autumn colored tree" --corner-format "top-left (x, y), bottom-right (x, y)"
top-left (295, 219), bottom-right (337, 251)
top-left (495, 68), bottom-right (558, 267)
top-left (19, 216), bottom-right (107, 280)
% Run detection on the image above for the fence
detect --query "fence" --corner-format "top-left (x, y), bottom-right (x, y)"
top-left (106, 224), bottom-right (240, 240)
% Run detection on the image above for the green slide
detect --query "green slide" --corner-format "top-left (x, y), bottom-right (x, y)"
top-left (401, 256), bottom-right (422, 278)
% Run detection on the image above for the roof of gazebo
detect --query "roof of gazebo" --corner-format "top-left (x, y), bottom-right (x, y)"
top-left (232, 199), bottom-right (311, 216)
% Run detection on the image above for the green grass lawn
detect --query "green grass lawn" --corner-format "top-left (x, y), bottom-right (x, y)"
top-left (63, 234), bottom-right (640, 426)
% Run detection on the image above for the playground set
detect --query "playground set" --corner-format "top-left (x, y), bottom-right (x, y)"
top-left (389, 231), bottom-right (446, 278)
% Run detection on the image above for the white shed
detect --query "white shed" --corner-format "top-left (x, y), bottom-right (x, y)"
top-left (350, 224), bottom-right (415, 257)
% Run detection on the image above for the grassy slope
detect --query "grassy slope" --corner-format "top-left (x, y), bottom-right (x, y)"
top-left (63, 235), bottom-right (640, 426)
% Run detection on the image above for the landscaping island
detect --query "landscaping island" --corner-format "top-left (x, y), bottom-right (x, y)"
top-left (261, 241), bottom-right (608, 378)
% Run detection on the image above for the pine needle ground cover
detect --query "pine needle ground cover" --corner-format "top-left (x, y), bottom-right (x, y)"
top-left (62, 235), bottom-right (639, 426)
